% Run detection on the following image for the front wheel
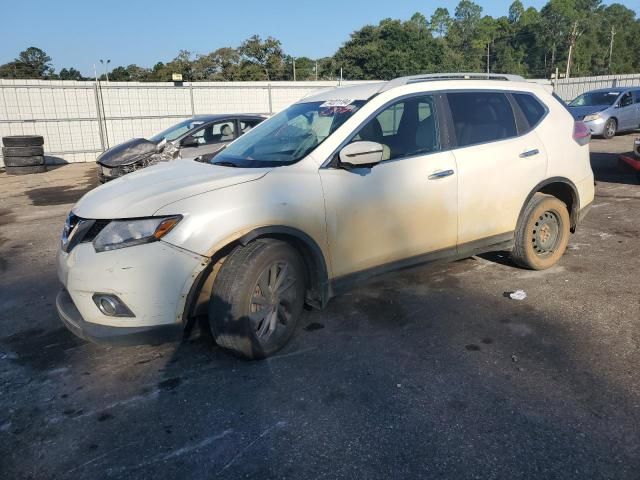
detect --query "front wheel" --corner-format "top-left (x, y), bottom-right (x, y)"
top-left (602, 118), bottom-right (617, 139)
top-left (209, 239), bottom-right (305, 359)
top-left (511, 193), bottom-right (571, 270)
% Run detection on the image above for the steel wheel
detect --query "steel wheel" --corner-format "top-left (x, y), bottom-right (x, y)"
top-left (531, 211), bottom-right (561, 257)
top-left (512, 193), bottom-right (570, 270)
top-left (249, 261), bottom-right (297, 341)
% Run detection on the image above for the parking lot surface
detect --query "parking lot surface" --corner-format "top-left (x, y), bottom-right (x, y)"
top-left (1, 134), bottom-right (639, 479)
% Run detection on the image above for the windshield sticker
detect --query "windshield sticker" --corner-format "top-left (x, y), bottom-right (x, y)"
top-left (320, 99), bottom-right (354, 108)
top-left (319, 105), bottom-right (358, 117)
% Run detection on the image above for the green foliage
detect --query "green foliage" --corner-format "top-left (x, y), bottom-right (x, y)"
top-left (0, 47), bottom-right (53, 79)
top-left (1, 2), bottom-right (638, 82)
top-left (57, 67), bottom-right (84, 80)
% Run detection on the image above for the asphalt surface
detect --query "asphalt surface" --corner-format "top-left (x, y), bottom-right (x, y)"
top-left (1, 134), bottom-right (639, 479)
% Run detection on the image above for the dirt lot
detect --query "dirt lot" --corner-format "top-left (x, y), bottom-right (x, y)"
top-left (1, 134), bottom-right (639, 479)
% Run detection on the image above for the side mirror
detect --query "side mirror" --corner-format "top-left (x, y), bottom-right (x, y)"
top-left (339, 141), bottom-right (387, 167)
top-left (181, 136), bottom-right (199, 147)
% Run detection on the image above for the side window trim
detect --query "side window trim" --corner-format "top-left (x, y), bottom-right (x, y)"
top-left (506, 93), bottom-right (529, 135)
top-left (322, 92), bottom-right (444, 169)
top-left (321, 88), bottom-right (550, 168)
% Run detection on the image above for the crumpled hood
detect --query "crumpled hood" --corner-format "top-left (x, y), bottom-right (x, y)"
top-left (568, 105), bottom-right (607, 120)
top-left (96, 138), bottom-right (158, 167)
top-left (73, 159), bottom-right (270, 219)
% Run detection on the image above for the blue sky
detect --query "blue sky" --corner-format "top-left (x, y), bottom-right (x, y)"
top-left (0, 0), bottom-right (635, 76)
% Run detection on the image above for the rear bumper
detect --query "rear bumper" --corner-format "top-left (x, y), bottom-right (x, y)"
top-left (56, 289), bottom-right (182, 346)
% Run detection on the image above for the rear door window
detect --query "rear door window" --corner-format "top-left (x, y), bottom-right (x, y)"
top-left (239, 118), bottom-right (263, 135)
top-left (191, 121), bottom-right (236, 145)
top-left (447, 92), bottom-right (517, 147)
top-left (513, 93), bottom-right (547, 128)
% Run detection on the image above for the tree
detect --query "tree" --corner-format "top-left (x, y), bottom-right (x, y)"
top-left (430, 8), bottom-right (451, 37)
top-left (58, 67), bottom-right (84, 80)
top-left (238, 35), bottom-right (286, 80)
top-left (447, 1), bottom-right (485, 70)
top-left (334, 18), bottom-right (442, 79)
top-left (0, 47), bottom-right (54, 79)
top-left (508, 0), bottom-right (525, 24)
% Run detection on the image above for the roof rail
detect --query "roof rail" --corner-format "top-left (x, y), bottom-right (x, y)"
top-left (380, 73), bottom-right (527, 93)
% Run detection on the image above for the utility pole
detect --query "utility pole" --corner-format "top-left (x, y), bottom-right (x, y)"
top-left (565, 21), bottom-right (580, 79)
top-left (315, 60), bottom-right (318, 81)
top-left (486, 43), bottom-right (490, 74)
top-left (293, 58), bottom-right (296, 82)
top-left (608, 26), bottom-right (616, 73)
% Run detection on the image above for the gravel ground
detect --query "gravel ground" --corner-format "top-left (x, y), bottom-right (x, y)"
top-left (1, 133), bottom-right (639, 479)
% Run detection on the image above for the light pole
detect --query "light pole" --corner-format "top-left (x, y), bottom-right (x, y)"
top-left (100, 59), bottom-right (111, 83)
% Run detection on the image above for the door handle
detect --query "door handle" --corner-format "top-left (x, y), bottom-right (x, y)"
top-left (428, 169), bottom-right (454, 180)
top-left (520, 149), bottom-right (539, 158)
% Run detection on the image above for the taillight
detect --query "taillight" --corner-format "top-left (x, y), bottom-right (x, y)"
top-left (573, 121), bottom-right (591, 146)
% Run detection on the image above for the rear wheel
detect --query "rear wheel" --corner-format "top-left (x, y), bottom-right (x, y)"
top-left (209, 239), bottom-right (305, 359)
top-left (602, 118), bottom-right (617, 139)
top-left (512, 193), bottom-right (570, 270)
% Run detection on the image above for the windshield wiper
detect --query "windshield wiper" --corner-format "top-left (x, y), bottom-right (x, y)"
top-left (212, 160), bottom-right (239, 167)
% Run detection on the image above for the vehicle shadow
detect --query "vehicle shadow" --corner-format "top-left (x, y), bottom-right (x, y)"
top-left (590, 150), bottom-right (639, 186)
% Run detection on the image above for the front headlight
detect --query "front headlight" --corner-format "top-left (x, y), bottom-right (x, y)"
top-left (93, 215), bottom-right (182, 252)
top-left (583, 113), bottom-right (601, 122)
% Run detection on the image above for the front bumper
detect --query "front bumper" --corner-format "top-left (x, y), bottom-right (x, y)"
top-left (57, 240), bottom-right (208, 345)
top-left (56, 289), bottom-right (182, 345)
top-left (583, 117), bottom-right (606, 136)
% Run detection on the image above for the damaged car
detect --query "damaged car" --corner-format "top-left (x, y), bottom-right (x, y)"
top-left (96, 114), bottom-right (266, 182)
top-left (58, 73), bottom-right (594, 359)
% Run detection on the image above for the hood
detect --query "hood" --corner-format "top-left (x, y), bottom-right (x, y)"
top-left (74, 159), bottom-right (270, 219)
top-left (567, 105), bottom-right (608, 120)
top-left (96, 138), bottom-right (158, 167)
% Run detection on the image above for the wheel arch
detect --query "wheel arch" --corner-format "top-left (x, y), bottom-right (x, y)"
top-left (519, 177), bottom-right (580, 232)
top-left (182, 225), bottom-right (331, 331)
top-left (238, 226), bottom-right (331, 309)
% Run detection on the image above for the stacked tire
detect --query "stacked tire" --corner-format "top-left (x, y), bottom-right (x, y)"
top-left (2, 135), bottom-right (46, 175)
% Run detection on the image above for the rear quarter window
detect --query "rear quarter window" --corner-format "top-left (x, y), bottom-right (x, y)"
top-left (513, 93), bottom-right (547, 128)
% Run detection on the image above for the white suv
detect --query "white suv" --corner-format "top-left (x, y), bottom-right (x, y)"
top-left (56, 74), bottom-right (594, 359)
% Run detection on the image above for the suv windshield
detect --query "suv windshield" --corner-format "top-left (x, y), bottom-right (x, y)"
top-left (149, 119), bottom-right (205, 143)
top-left (211, 100), bottom-right (365, 167)
top-left (569, 91), bottom-right (620, 107)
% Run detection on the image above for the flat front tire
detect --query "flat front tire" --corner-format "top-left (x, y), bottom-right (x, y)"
top-left (511, 193), bottom-right (571, 270)
top-left (208, 239), bottom-right (305, 359)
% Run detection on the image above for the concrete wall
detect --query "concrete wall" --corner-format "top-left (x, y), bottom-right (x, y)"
top-left (2, 74), bottom-right (638, 167)
top-left (553, 73), bottom-right (640, 101)
top-left (0, 79), bottom-right (373, 166)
